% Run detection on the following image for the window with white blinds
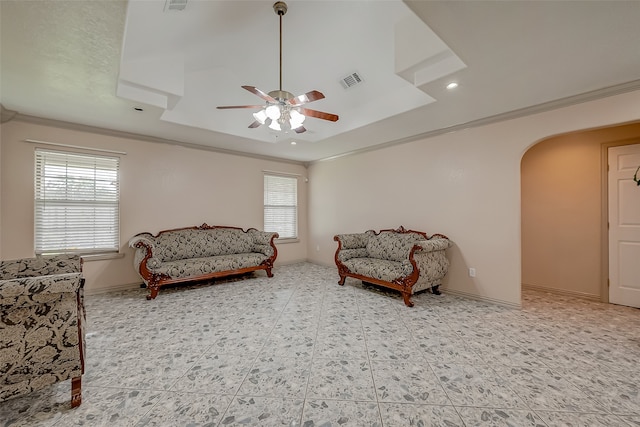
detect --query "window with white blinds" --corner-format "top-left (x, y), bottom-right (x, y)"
top-left (264, 173), bottom-right (298, 240)
top-left (35, 149), bottom-right (120, 254)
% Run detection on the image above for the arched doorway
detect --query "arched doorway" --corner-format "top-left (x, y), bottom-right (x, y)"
top-left (521, 122), bottom-right (640, 302)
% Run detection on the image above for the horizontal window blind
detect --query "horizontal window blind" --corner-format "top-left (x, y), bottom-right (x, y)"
top-left (35, 149), bottom-right (120, 254)
top-left (264, 174), bottom-right (297, 239)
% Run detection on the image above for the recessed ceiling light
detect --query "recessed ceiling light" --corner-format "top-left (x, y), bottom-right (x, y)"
top-left (291, 141), bottom-right (297, 145)
top-left (133, 107), bottom-right (144, 111)
top-left (446, 82), bottom-right (459, 90)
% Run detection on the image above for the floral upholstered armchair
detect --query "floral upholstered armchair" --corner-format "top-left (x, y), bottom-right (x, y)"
top-left (334, 226), bottom-right (452, 307)
top-left (0, 255), bottom-right (85, 407)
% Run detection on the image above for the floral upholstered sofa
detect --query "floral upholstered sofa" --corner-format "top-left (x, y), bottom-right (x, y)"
top-left (129, 224), bottom-right (279, 300)
top-left (0, 254), bottom-right (85, 407)
top-left (334, 226), bottom-right (452, 307)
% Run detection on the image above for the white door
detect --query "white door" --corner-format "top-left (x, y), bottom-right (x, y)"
top-left (608, 143), bottom-right (640, 308)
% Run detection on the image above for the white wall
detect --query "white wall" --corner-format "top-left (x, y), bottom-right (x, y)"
top-left (307, 90), bottom-right (640, 307)
top-left (0, 120), bottom-right (308, 293)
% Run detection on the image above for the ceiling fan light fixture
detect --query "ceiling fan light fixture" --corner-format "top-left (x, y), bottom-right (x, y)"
top-left (265, 104), bottom-right (282, 120)
top-left (269, 119), bottom-right (282, 131)
top-left (253, 109), bottom-right (268, 124)
top-left (216, 1), bottom-right (338, 134)
top-left (289, 109), bottom-right (305, 128)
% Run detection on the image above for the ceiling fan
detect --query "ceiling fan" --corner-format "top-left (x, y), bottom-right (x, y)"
top-left (216, 1), bottom-right (339, 134)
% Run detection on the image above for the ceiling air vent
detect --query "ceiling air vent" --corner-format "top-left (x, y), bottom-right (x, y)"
top-left (164, 0), bottom-right (187, 12)
top-left (340, 72), bottom-right (363, 89)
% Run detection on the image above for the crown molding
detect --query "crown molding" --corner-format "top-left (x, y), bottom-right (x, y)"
top-left (312, 79), bottom-right (640, 164)
top-left (9, 113), bottom-right (308, 167)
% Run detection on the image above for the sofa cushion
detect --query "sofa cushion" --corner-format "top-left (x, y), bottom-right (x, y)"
top-left (154, 228), bottom-right (255, 262)
top-left (365, 232), bottom-right (421, 263)
top-left (343, 258), bottom-right (413, 282)
top-left (151, 253), bottom-right (268, 279)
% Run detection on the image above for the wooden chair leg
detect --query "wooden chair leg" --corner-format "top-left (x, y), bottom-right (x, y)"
top-left (402, 292), bottom-right (414, 307)
top-left (71, 376), bottom-right (82, 407)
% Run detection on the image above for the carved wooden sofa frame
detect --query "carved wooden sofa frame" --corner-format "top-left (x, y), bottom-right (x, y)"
top-left (129, 224), bottom-right (278, 300)
top-left (334, 226), bottom-right (451, 307)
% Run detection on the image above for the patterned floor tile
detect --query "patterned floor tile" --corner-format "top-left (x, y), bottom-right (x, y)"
top-left (236, 356), bottom-right (311, 399)
top-left (4, 263), bottom-right (640, 427)
top-left (455, 407), bottom-right (548, 426)
top-left (219, 396), bottom-right (303, 426)
top-left (378, 403), bottom-right (464, 426)
top-left (536, 410), bottom-right (633, 427)
top-left (301, 399), bottom-right (382, 426)
top-left (306, 358), bottom-right (376, 401)
top-left (170, 353), bottom-right (253, 395)
top-left (431, 362), bottom-right (528, 409)
top-left (492, 366), bottom-right (608, 413)
top-left (132, 392), bottom-right (232, 427)
top-left (370, 359), bottom-right (450, 405)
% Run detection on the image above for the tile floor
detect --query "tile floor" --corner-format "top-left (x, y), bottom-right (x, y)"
top-left (2, 262), bottom-right (640, 426)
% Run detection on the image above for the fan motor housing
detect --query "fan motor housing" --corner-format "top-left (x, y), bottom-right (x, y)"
top-left (268, 90), bottom-right (293, 102)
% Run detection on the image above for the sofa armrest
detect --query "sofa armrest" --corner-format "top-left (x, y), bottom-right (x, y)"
top-left (248, 229), bottom-right (279, 245)
top-left (334, 233), bottom-right (369, 250)
top-left (128, 233), bottom-right (157, 275)
top-left (248, 229), bottom-right (279, 257)
top-left (416, 238), bottom-right (452, 252)
top-left (0, 273), bottom-right (84, 308)
top-left (128, 233), bottom-right (156, 252)
top-left (334, 233), bottom-right (371, 267)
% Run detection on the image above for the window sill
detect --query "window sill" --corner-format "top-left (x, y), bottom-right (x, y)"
top-left (276, 238), bottom-right (300, 244)
top-left (81, 252), bottom-right (125, 262)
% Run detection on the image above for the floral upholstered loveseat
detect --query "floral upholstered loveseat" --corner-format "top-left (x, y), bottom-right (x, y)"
top-left (129, 224), bottom-right (279, 300)
top-left (0, 254), bottom-right (85, 407)
top-left (334, 226), bottom-right (452, 307)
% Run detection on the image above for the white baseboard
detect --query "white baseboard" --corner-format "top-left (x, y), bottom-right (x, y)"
top-left (521, 283), bottom-right (601, 302)
top-left (85, 282), bottom-right (142, 296)
top-left (306, 259), bottom-right (335, 268)
top-left (274, 258), bottom-right (309, 266)
top-left (441, 287), bottom-right (522, 309)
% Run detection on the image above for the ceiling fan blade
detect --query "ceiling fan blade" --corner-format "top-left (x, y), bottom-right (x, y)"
top-left (217, 105), bottom-right (263, 109)
top-left (289, 90), bottom-right (325, 106)
top-left (294, 126), bottom-right (306, 134)
top-left (242, 85), bottom-right (277, 103)
top-left (300, 108), bottom-right (339, 122)
top-left (248, 120), bottom-right (261, 128)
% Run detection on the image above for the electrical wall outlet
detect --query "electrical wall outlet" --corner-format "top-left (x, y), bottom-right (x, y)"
top-left (469, 268), bottom-right (476, 277)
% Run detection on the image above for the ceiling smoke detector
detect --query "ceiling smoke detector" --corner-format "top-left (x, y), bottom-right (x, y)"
top-left (340, 72), bottom-right (363, 89)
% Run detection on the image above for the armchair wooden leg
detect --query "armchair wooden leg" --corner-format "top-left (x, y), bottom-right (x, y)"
top-left (402, 292), bottom-right (414, 307)
top-left (71, 376), bottom-right (82, 407)
top-left (146, 285), bottom-right (159, 300)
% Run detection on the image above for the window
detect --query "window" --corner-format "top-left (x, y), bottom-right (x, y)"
top-left (264, 173), bottom-right (298, 240)
top-left (35, 149), bottom-right (120, 254)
